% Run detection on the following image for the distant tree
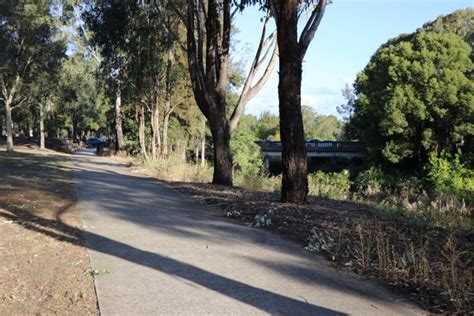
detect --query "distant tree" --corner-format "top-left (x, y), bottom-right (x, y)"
top-left (0, 2), bottom-right (64, 151)
top-left (57, 56), bottom-right (108, 142)
top-left (347, 31), bottom-right (473, 168)
top-left (337, 83), bottom-right (355, 120)
top-left (302, 106), bottom-right (343, 140)
top-left (83, 1), bottom-right (137, 153)
top-left (255, 111), bottom-right (279, 141)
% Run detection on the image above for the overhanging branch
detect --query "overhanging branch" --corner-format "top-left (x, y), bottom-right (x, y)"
top-left (299, 0), bottom-right (328, 58)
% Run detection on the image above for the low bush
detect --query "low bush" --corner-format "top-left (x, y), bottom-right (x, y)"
top-left (426, 152), bottom-right (474, 204)
top-left (354, 166), bottom-right (387, 193)
top-left (308, 170), bottom-right (351, 200)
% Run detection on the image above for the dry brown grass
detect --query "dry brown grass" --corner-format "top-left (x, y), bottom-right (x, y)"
top-left (0, 146), bottom-right (98, 315)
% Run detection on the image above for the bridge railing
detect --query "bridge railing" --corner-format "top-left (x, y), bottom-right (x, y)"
top-left (256, 140), bottom-right (365, 152)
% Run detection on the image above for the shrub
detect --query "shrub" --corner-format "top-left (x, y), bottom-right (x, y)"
top-left (426, 152), bottom-right (474, 204)
top-left (354, 166), bottom-right (386, 193)
top-left (308, 170), bottom-right (351, 200)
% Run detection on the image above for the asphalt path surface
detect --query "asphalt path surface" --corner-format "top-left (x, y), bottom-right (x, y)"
top-left (73, 149), bottom-right (422, 315)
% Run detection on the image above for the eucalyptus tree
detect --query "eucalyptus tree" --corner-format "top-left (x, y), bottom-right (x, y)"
top-left (237, 0), bottom-right (329, 202)
top-left (83, 1), bottom-right (137, 152)
top-left (0, 2), bottom-right (65, 151)
top-left (84, 1), bottom-right (179, 158)
top-left (162, 0), bottom-right (278, 186)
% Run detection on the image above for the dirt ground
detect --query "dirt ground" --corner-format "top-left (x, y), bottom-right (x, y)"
top-left (0, 146), bottom-right (98, 315)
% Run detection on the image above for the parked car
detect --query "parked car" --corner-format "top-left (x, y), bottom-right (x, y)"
top-left (86, 137), bottom-right (106, 148)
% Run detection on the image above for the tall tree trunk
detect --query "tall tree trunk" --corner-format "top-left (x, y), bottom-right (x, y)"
top-left (277, 1), bottom-right (308, 203)
top-left (5, 99), bottom-right (14, 152)
top-left (161, 48), bottom-right (174, 160)
top-left (72, 115), bottom-right (78, 144)
top-left (195, 140), bottom-right (199, 163)
top-left (39, 102), bottom-right (45, 150)
top-left (162, 109), bottom-right (170, 159)
top-left (115, 81), bottom-right (124, 153)
top-left (209, 116), bottom-right (233, 185)
top-left (139, 105), bottom-right (148, 160)
top-left (151, 101), bottom-right (161, 160)
top-left (201, 137), bottom-right (206, 166)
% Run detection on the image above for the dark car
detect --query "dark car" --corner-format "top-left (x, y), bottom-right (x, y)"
top-left (86, 137), bottom-right (106, 148)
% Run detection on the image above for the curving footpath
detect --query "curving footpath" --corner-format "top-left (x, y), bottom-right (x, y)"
top-left (73, 149), bottom-right (423, 315)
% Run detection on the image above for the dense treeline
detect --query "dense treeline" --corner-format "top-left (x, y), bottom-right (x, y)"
top-left (0, 3), bottom-right (472, 204)
top-left (0, 0), bottom-right (332, 203)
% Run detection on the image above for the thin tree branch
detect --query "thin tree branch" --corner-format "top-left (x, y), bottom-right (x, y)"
top-left (299, 0), bottom-right (328, 58)
top-left (156, 3), bottom-right (187, 51)
top-left (228, 15), bottom-right (277, 132)
top-left (167, 1), bottom-right (187, 25)
top-left (196, 0), bottom-right (205, 68)
top-left (11, 97), bottom-right (29, 110)
top-left (74, 5), bottom-right (101, 63)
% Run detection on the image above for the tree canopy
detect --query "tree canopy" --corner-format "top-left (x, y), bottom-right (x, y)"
top-left (347, 20), bottom-right (473, 167)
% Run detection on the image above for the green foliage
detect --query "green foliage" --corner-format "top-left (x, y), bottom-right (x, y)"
top-left (255, 111), bottom-right (280, 140)
top-left (0, 2), bottom-right (66, 104)
top-left (354, 167), bottom-right (387, 192)
top-left (347, 14), bottom-right (474, 167)
top-left (302, 106), bottom-right (343, 140)
top-left (231, 116), bottom-right (263, 174)
top-left (308, 170), bottom-right (351, 200)
top-left (426, 152), bottom-right (474, 202)
top-left (422, 9), bottom-right (474, 50)
top-left (56, 55), bottom-right (108, 136)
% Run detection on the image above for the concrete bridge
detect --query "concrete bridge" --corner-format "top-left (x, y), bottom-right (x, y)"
top-left (256, 139), bottom-right (366, 172)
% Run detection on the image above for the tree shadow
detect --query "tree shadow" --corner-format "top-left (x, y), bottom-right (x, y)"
top-left (0, 149), bottom-right (416, 314)
top-left (0, 206), bottom-right (345, 315)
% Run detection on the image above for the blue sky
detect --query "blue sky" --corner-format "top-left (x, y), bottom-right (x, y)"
top-left (233, 0), bottom-right (473, 118)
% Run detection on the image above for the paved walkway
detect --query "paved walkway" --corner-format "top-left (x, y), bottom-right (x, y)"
top-left (73, 150), bottom-right (422, 315)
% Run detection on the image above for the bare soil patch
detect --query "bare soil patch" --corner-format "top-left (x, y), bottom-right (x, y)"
top-left (0, 146), bottom-right (98, 315)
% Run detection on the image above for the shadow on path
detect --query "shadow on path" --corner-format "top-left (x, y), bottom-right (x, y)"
top-left (0, 206), bottom-right (344, 315)
top-left (0, 150), bottom-right (419, 315)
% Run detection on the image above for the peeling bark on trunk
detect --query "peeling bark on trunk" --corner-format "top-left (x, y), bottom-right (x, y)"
top-left (139, 105), bottom-right (148, 160)
top-left (115, 82), bottom-right (124, 153)
top-left (195, 141), bottom-right (199, 163)
top-left (162, 111), bottom-right (170, 159)
top-left (151, 101), bottom-right (161, 160)
top-left (161, 48), bottom-right (174, 160)
top-left (5, 99), bottom-right (13, 152)
top-left (151, 82), bottom-right (161, 160)
top-left (39, 102), bottom-right (45, 150)
top-left (201, 137), bottom-right (206, 166)
top-left (276, 1), bottom-right (308, 203)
